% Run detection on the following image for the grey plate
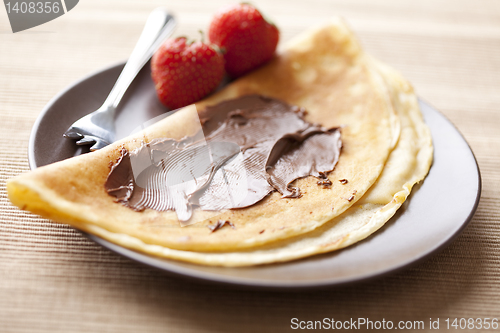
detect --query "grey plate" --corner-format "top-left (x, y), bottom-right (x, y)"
top-left (29, 62), bottom-right (481, 290)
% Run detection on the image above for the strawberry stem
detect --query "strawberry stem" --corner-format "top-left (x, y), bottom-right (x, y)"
top-left (199, 30), bottom-right (205, 43)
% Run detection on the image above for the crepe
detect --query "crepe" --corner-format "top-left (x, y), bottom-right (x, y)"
top-left (8, 19), bottom-right (402, 254)
top-left (59, 56), bottom-right (432, 266)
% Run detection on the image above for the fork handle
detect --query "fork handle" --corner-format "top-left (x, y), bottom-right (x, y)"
top-left (101, 8), bottom-right (176, 113)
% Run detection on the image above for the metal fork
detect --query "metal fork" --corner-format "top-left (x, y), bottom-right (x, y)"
top-left (63, 8), bottom-right (176, 151)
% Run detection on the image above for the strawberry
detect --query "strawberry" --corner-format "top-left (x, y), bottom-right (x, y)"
top-left (208, 3), bottom-right (279, 78)
top-left (151, 37), bottom-right (225, 110)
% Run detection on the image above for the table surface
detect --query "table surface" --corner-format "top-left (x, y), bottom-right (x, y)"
top-left (1, 0), bottom-right (500, 332)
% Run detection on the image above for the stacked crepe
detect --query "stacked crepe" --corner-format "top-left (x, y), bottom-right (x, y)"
top-left (7, 18), bottom-right (433, 266)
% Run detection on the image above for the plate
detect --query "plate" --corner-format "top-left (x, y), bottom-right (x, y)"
top-left (29, 62), bottom-right (481, 289)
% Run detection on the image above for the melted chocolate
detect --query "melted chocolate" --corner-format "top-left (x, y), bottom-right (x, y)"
top-left (105, 95), bottom-right (342, 223)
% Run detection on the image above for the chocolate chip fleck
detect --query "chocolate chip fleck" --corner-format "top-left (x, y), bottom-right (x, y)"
top-left (339, 179), bottom-right (348, 184)
top-left (317, 178), bottom-right (332, 188)
top-left (208, 220), bottom-right (235, 233)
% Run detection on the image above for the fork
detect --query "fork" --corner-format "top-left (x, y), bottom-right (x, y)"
top-left (63, 8), bottom-right (176, 151)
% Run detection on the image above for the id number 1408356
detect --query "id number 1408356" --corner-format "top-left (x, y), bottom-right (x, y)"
top-left (5, 2), bottom-right (60, 14)
top-left (445, 318), bottom-right (498, 330)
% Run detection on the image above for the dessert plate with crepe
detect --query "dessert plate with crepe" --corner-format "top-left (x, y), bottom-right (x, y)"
top-left (7, 19), bottom-right (480, 288)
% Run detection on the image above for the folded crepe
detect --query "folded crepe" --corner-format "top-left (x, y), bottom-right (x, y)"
top-left (79, 59), bottom-right (433, 266)
top-left (7, 19), bottom-right (431, 265)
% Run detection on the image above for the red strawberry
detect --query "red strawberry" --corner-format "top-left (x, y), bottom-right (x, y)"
top-left (208, 4), bottom-right (279, 78)
top-left (151, 37), bottom-right (225, 110)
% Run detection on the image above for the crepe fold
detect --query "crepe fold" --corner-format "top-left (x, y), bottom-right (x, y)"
top-left (54, 52), bottom-right (432, 266)
top-left (7, 19), bottom-right (431, 263)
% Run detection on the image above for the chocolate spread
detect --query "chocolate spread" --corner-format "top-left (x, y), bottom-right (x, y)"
top-left (105, 95), bottom-right (342, 223)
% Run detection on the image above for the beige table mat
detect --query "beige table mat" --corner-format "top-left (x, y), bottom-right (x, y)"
top-left (1, 0), bottom-right (499, 332)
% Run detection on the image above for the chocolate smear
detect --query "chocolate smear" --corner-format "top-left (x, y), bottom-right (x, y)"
top-left (106, 95), bottom-right (342, 224)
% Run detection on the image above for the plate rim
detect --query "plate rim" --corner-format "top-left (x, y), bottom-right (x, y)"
top-left (28, 62), bottom-right (482, 290)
